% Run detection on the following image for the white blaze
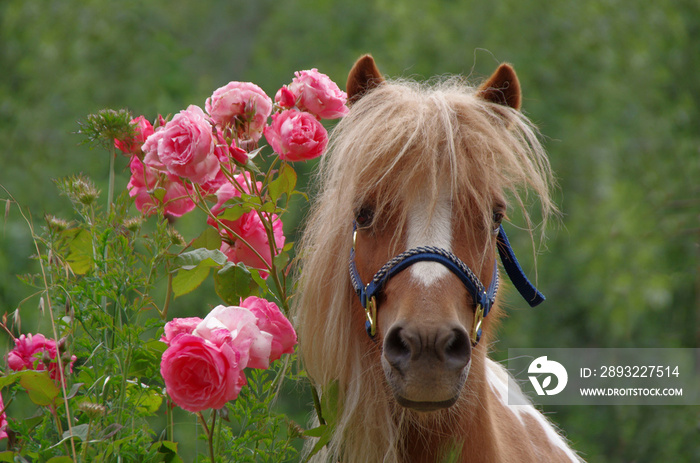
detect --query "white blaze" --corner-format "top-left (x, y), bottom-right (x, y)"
top-left (406, 188), bottom-right (453, 286)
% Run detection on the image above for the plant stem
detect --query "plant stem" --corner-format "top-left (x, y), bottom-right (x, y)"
top-left (196, 411), bottom-right (216, 463)
top-left (209, 410), bottom-right (217, 463)
top-left (8, 195), bottom-right (78, 461)
top-left (311, 387), bottom-right (326, 426)
top-left (107, 148), bottom-right (116, 211)
top-left (81, 420), bottom-right (93, 461)
top-left (162, 272), bottom-right (173, 320)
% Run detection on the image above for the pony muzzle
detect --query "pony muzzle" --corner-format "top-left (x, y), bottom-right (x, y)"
top-left (381, 321), bottom-right (472, 410)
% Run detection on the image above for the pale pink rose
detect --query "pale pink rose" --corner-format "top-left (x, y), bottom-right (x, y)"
top-left (240, 296), bottom-right (296, 362)
top-left (205, 82), bottom-right (272, 143)
top-left (127, 156), bottom-right (195, 217)
top-left (194, 305), bottom-right (273, 370)
top-left (7, 334), bottom-right (76, 382)
top-left (161, 317), bottom-right (203, 345)
top-left (264, 110), bottom-right (328, 162)
top-left (141, 105), bottom-right (219, 184)
top-left (114, 116), bottom-right (155, 156)
top-left (160, 334), bottom-right (245, 412)
top-left (284, 69), bottom-right (348, 119)
top-left (220, 211), bottom-right (285, 277)
top-left (0, 392), bottom-right (7, 441)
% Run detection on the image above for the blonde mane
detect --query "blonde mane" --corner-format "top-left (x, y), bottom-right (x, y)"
top-left (293, 77), bottom-right (555, 462)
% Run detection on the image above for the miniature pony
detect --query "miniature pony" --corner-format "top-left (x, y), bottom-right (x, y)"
top-left (294, 55), bottom-right (583, 463)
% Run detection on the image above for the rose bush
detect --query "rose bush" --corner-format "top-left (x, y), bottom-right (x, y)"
top-left (1, 68), bottom-right (346, 462)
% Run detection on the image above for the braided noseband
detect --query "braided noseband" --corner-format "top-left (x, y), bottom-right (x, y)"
top-left (349, 224), bottom-right (544, 345)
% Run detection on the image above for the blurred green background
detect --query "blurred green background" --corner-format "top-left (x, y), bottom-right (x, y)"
top-left (1, 0), bottom-right (698, 461)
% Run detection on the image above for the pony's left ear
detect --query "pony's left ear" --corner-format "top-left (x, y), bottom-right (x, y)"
top-left (477, 63), bottom-right (521, 111)
top-left (347, 54), bottom-right (385, 105)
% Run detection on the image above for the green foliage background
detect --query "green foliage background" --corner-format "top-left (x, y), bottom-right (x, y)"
top-left (1, 0), bottom-right (698, 461)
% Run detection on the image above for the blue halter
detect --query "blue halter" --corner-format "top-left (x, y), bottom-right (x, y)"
top-left (349, 224), bottom-right (544, 345)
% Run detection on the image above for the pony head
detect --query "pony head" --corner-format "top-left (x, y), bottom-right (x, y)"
top-left (295, 55), bottom-right (555, 460)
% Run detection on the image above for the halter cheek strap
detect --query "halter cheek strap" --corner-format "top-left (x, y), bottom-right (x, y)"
top-left (349, 224), bottom-right (544, 345)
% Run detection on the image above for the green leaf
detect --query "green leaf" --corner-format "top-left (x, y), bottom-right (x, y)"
top-left (273, 250), bottom-right (290, 271)
top-left (128, 384), bottom-right (163, 415)
top-left (219, 203), bottom-right (253, 222)
top-left (304, 424), bottom-right (333, 460)
top-left (302, 425), bottom-right (328, 438)
top-left (320, 381), bottom-right (339, 426)
top-left (171, 265), bottom-right (210, 298)
top-left (65, 228), bottom-right (94, 275)
top-left (268, 162), bottom-right (297, 203)
top-left (190, 227), bottom-right (222, 251)
top-left (0, 451), bottom-right (15, 462)
top-left (172, 248), bottom-right (228, 297)
top-left (63, 423), bottom-right (89, 442)
top-left (174, 248), bottom-right (227, 270)
top-left (152, 187), bottom-right (167, 202)
top-left (46, 458), bottom-right (73, 463)
top-left (214, 262), bottom-right (258, 304)
top-left (149, 441), bottom-right (183, 463)
top-left (19, 371), bottom-right (60, 406)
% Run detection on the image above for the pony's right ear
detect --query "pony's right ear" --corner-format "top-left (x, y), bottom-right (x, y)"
top-left (347, 54), bottom-right (385, 105)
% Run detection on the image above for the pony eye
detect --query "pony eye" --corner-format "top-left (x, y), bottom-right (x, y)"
top-left (492, 208), bottom-right (506, 233)
top-left (355, 206), bottom-right (374, 228)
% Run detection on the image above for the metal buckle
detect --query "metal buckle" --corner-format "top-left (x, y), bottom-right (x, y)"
top-left (470, 303), bottom-right (484, 345)
top-left (365, 295), bottom-right (377, 337)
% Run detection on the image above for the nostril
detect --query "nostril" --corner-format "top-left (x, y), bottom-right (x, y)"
top-left (439, 328), bottom-right (471, 370)
top-left (383, 326), bottom-right (413, 372)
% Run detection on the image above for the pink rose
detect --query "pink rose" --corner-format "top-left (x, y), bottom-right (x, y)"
top-left (127, 156), bottom-right (195, 217)
top-left (0, 392), bottom-right (7, 441)
top-left (283, 69), bottom-right (348, 119)
top-left (206, 173), bottom-right (261, 229)
top-left (7, 333), bottom-right (76, 382)
top-left (275, 87), bottom-right (296, 109)
top-left (240, 296), bottom-right (296, 361)
top-left (160, 334), bottom-right (246, 412)
top-left (114, 116), bottom-right (155, 156)
top-left (264, 109), bottom-right (328, 162)
top-left (220, 211), bottom-right (285, 277)
top-left (205, 82), bottom-right (272, 144)
top-left (7, 333), bottom-right (56, 371)
top-left (141, 105), bottom-right (219, 184)
top-left (193, 305), bottom-right (273, 370)
top-left (161, 317), bottom-right (203, 345)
